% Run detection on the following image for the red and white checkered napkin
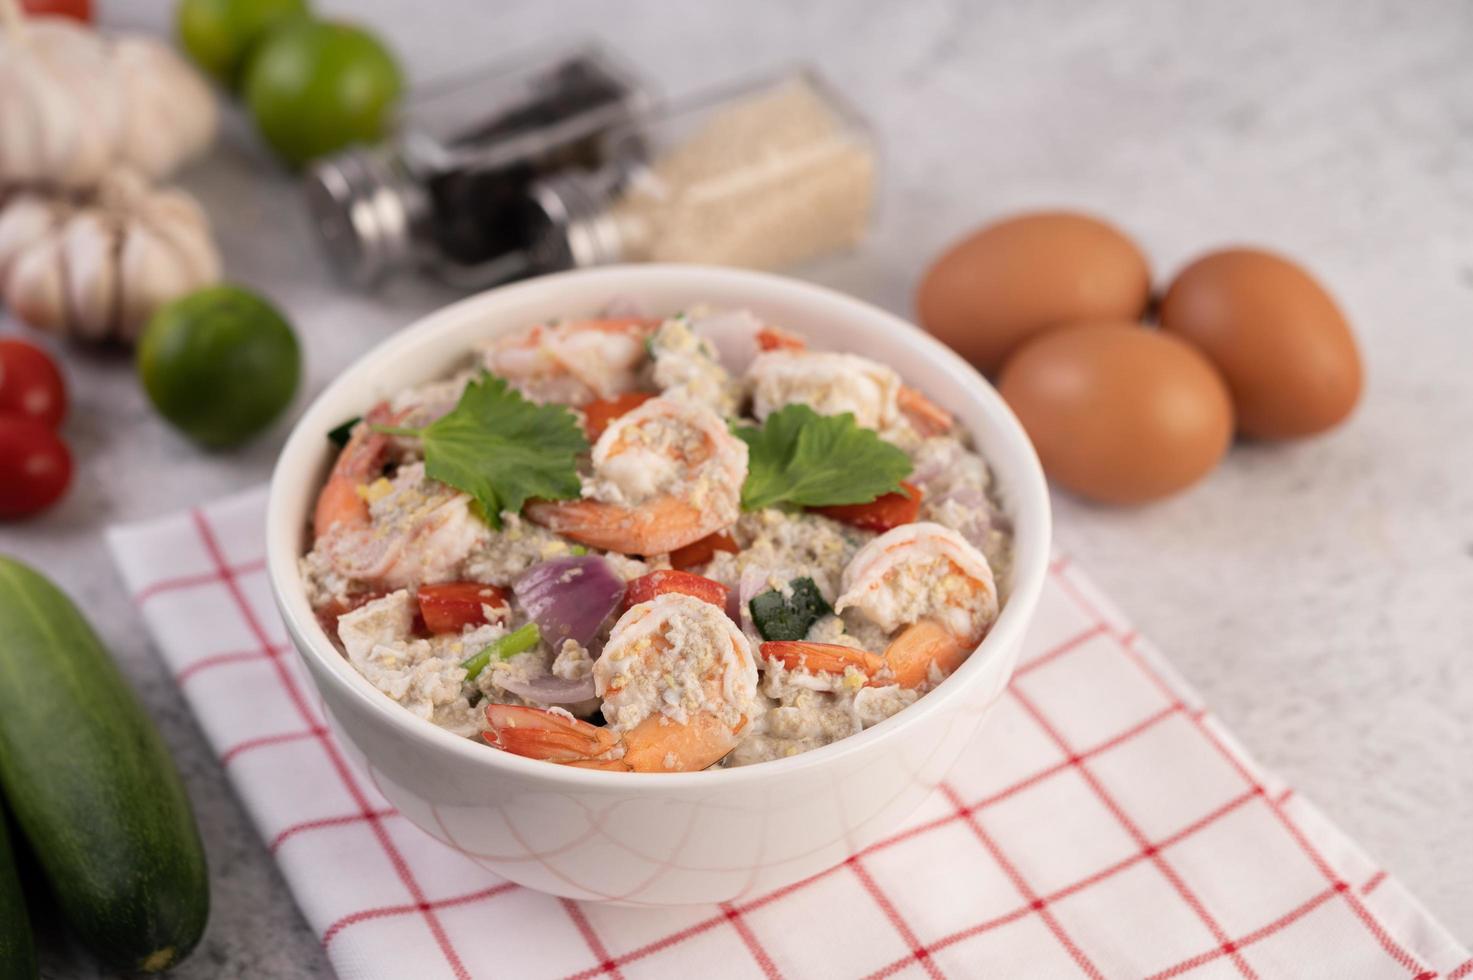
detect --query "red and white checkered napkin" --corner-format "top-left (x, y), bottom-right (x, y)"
top-left (107, 487), bottom-right (1469, 980)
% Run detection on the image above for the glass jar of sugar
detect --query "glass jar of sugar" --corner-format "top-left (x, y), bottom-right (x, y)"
top-left (522, 69), bottom-right (876, 274)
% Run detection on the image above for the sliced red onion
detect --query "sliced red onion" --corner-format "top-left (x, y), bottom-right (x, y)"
top-left (513, 555), bottom-right (626, 649)
top-left (496, 672), bottom-right (598, 705)
top-left (690, 309), bottom-right (765, 374)
top-left (724, 586), bottom-right (742, 625)
top-left (737, 565), bottom-right (770, 610)
top-left (602, 295), bottom-right (650, 318)
top-left (926, 487), bottom-right (1012, 550)
top-left (934, 486), bottom-right (986, 512)
top-left (737, 565), bottom-right (776, 649)
top-left (909, 439), bottom-right (962, 485)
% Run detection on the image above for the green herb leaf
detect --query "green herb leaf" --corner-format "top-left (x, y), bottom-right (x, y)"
top-left (327, 416), bottom-right (361, 448)
top-left (734, 404), bottom-right (912, 510)
top-left (380, 373), bottom-right (587, 529)
top-left (749, 577), bottom-right (833, 641)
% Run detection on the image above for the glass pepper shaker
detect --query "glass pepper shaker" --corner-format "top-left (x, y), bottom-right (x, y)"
top-left (303, 41), bottom-right (653, 288)
top-left (522, 69), bottom-right (877, 275)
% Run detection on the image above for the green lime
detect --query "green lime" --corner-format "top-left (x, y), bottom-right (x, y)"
top-left (137, 285), bottom-right (301, 448)
top-left (242, 18), bottom-right (402, 169)
top-left (175, 0), bottom-right (309, 90)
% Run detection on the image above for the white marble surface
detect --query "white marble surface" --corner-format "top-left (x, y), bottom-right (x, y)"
top-left (6, 0), bottom-right (1469, 975)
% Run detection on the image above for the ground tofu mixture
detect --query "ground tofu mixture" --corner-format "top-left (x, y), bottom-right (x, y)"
top-left (302, 306), bottom-right (1012, 772)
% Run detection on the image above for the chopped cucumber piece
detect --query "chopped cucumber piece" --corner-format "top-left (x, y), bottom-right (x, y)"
top-left (749, 577), bottom-right (832, 641)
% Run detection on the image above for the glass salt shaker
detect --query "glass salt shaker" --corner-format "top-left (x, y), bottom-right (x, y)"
top-left (522, 68), bottom-right (876, 274)
top-left (303, 42), bottom-right (653, 288)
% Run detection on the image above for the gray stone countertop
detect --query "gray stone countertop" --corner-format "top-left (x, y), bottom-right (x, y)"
top-left (7, 0), bottom-right (1468, 975)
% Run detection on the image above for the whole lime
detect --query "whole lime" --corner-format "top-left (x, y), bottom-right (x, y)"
top-left (243, 18), bottom-right (402, 169)
top-left (137, 285), bottom-right (301, 448)
top-left (175, 0), bottom-right (308, 89)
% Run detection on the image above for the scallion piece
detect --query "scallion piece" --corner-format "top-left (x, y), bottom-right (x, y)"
top-left (461, 622), bottom-right (541, 680)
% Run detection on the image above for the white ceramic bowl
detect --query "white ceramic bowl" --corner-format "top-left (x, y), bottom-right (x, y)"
top-left (266, 265), bottom-right (1050, 906)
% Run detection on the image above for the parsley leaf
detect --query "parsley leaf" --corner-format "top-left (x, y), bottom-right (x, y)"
top-left (734, 404), bottom-right (912, 510)
top-left (377, 373), bottom-right (587, 529)
top-left (326, 416), bottom-right (361, 448)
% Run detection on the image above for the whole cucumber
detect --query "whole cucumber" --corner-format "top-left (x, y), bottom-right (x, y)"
top-left (0, 811), bottom-right (38, 980)
top-left (0, 556), bottom-right (208, 972)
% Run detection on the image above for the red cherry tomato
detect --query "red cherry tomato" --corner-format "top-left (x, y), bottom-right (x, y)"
top-left (0, 417), bottom-right (72, 519)
top-left (416, 582), bottom-right (510, 634)
top-left (811, 482), bottom-right (923, 532)
top-left (582, 392), bottom-right (653, 442)
top-left (19, 0), bottom-right (92, 21)
top-left (314, 590), bottom-right (389, 637)
top-left (0, 339), bottom-right (66, 429)
top-left (668, 531), bottom-right (739, 571)
top-left (622, 570), bottom-right (730, 613)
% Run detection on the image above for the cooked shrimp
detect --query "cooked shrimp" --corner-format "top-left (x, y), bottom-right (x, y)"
top-left (747, 331), bottom-right (953, 435)
top-left (480, 316), bottom-right (656, 406)
top-left (896, 386), bottom-right (954, 436)
top-left (313, 404), bottom-right (486, 590)
top-left (314, 402), bottom-right (414, 548)
top-left (829, 522), bottom-right (998, 688)
top-left (761, 641), bottom-right (885, 680)
top-left (747, 348), bottom-right (901, 430)
top-left (483, 706), bottom-right (629, 770)
top-left (484, 593), bottom-right (760, 772)
top-left (648, 311), bottom-right (741, 416)
top-left (525, 396), bottom-right (747, 556)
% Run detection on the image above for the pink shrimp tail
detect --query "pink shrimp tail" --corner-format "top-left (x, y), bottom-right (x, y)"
top-left (898, 386), bottom-right (954, 436)
top-left (883, 619), bottom-right (973, 688)
top-left (313, 402), bottom-right (397, 541)
top-left (483, 704), bottom-right (628, 768)
top-left (525, 496), bottom-right (715, 556)
top-left (621, 711), bottom-right (744, 772)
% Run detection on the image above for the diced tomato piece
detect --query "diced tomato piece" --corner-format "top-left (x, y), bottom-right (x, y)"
top-left (668, 531), bottom-right (739, 571)
top-left (622, 570), bottom-right (730, 613)
top-left (582, 392), bottom-right (654, 442)
top-left (755, 326), bottom-right (805, 352)
top-left (21, 0), bottom-right (92, 21)
top-left (810, 482), bottom-right (923, 532)
top-left (314, 591), bottom-right (388, 637)
top-left (417, 582), bottom-right (510, 634)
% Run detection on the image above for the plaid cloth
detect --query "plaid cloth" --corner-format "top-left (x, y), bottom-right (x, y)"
top-left (107, 487), bottom-right (1469, 980)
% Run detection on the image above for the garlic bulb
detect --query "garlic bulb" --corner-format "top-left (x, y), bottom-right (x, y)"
top-left (0, 171), bottom-right (221, 344)
top-left (0, 17), bottom-right (121, 188)
top-left (0, 13), bottom-right (216, 189)
top-left (111, 34), bottom-right (217, 181)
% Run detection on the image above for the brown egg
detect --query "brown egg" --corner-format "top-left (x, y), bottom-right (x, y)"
top-left (1159, 248), bottom-right (1362, 440)
top-left (998, 322), bottom-right (1234, 505)
top-left (917, 211), bottom-right (1152, 374)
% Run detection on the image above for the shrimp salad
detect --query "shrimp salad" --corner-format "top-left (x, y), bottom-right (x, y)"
top-left (301, 307), bottom-right (1013, 772)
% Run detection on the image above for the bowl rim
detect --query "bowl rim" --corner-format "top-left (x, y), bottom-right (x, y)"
top-left (266, 264), bottom-right (1051, 788)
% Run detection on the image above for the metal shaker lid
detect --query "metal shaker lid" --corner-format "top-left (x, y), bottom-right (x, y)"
top-left (522, 170), bottom-right (626, 274)
top-left (302, 148), bottom-right (428, 286)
